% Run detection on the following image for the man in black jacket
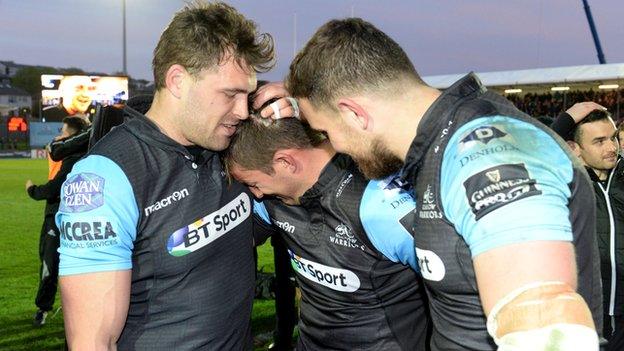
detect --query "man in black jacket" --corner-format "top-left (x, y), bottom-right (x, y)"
top-left (25, 116), bottom-right (88, 326)
top-left (552, 102), bottom-right (624, 350)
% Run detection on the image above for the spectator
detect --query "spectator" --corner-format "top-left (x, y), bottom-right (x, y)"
top-left (507, 89), bottom-right (621, 121)
top-left (552, 102), bottom-right (624, 350)
top-left (617, 121), bottom-right (624, 152)
top-left (25, 116), bottom-right (88, 326)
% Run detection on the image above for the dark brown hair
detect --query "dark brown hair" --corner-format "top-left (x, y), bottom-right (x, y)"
top-left (574, 109), bottom-right (613, 144)
top-left (225, 118), bottom-right (325, 174)
top-left (152, 1), bottom-right (274, 90)
top-left (286, 17), bottom-right (423, 111)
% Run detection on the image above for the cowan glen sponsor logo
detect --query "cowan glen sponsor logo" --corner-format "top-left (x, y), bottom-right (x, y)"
top-left (166, 193), bottom-right (251, 256)
top-left (144, 188), bottom-right (189, 217)
top-left (59, 217), bottom-right (119, 249)
top-left (288, 250), bottom-right (360, 292)
top-left (60, 173), bottom-right (105, 213)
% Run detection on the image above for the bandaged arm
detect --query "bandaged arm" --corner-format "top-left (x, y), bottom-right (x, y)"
top-left (474, 241), bottom-right (598, 350)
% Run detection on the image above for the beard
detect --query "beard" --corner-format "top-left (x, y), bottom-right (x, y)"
top-left (353, 137), bottom-right (404, 179)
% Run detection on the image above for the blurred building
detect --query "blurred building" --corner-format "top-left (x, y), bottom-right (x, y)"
top-left (0, 77), bottom-right (31, 116)
top-left (0, 61), bottom-right (29, 77)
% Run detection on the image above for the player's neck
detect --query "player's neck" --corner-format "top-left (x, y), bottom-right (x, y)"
top-left (145, 92), bottom-right (190, 146)
top-left (592, 167), bottom-right (610, 181)
top-left (300, 140), bottom-right (337, 189)
top-left (383, 85), bottom-right (441, 162)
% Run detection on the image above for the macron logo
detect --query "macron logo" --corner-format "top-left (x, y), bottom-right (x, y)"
top-left (144, 188), bottom-right (189, 217)
top-left (274, 220), bottom-right (295, 234)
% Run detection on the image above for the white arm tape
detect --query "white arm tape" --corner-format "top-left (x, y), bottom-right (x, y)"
top-left (495, 324), bottom-right (598, 351)
top-left (486, 281), bottom-right (598, 351)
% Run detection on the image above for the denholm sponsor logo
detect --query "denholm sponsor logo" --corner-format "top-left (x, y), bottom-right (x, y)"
top-left (166, 193), bottom-right (251, 256)
top-left (288, 250), bottom-right (360, 292)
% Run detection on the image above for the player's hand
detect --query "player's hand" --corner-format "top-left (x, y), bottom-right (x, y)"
top-left (25, 179), bottom-right (34, 191)
top-left (252, 82), bottom-right (300, 120)
top-left (566, 102), bottom-right (607, 123)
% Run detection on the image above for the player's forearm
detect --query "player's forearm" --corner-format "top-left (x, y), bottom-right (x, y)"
top-left (63, 304), bottom-right (123, 351)
top-left (61, 271), bottom-right (130, 351)
top-left (65, 333), bottom-right (118, 351)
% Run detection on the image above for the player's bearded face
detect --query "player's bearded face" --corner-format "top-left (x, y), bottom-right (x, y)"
top-left (352, 136), bottom-right (404, 179)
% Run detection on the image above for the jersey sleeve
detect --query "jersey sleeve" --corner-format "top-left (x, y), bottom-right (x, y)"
top-left (55, 155), bottom-right (139, 275)
top-left (360, 174), bottom-right (418, 271)
top-left (441, 116), bottom-right (575, 258)
top-left (252, 200), bottom-right (275, 246)
top-left (253, 200), bottom-right (272, 225)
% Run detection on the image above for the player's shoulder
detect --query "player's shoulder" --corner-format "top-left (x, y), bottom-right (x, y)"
top-left (60, 155), bottom-right (132, 213)
top-left (361, 174), bottom-right (415, 220)
top-left (446, 115), bottom-right (569, 165)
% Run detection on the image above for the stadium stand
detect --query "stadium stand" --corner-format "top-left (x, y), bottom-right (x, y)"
top-left (423, 63), bottom-right (623, 121)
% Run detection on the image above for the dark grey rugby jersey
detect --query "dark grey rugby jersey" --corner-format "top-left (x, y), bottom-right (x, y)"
top-left (255, 154), bottom-right (429, 351)
top-left (57, 107), bottom-right (255, 350)
top-left (401, 73), bottom-right (602, 350)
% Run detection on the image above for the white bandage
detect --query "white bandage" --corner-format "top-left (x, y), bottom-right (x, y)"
top-left (487, 281), bottom-right (598, 351)
top-left (495, 324), bottom-right (598, 351)
top-left (286, 97), bottom-right (300, 119)
top-left (269, 101), bottom-right (281, 120)
top-left (269, 98), bottom-right (300, 120)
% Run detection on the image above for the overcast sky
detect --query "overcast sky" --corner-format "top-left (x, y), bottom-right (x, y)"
top-left (1, 0), bottom-right (622, 82)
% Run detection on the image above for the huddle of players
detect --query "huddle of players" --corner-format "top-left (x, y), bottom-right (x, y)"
top-left (55, 2), bottom-right (604, 350)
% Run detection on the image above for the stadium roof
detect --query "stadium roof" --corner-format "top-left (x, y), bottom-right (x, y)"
top-left (422, 63), bottom-right (624, 90)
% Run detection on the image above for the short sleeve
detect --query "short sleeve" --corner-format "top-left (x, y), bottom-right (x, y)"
top-left (360, 174), bottom-right (418, 271)
top-left (56, 155), bottom-right (139, 275)
top-left (441, 116), bottom-right (574, 257)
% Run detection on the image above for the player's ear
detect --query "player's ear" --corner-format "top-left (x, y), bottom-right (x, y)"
top-left (273, 150), bottom-right (298, 175)
top-left (566, 140), bottom-right (582, 158)
top-left (165, 64), bottom-right (186, 99)
top-left (337, 98), bottom-right (372, 131)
